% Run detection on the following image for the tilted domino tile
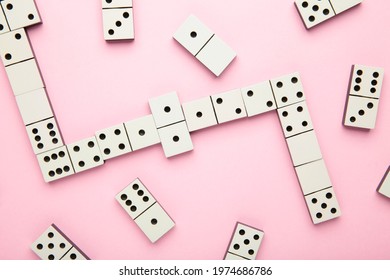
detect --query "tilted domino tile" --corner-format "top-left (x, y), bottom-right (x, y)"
top-left (224, 222), bottom-right (264, 260)
top-left (116, 178), bottom-right (175, 243)
top-left (0, 28), bottom-right (34, 67)
top-left (95, 123), bottom-right (132, 160)
top-left (304, 187), bottom-right (341, 224)
top-left (31, 224), bottom-right (89, 260)
top-left (15, 88), bottom-right (53, 125)
top-left (240, 81), bottom-right (277, 117)
top-left (210, 89), bottom-right (247, 124)
top-left (343, 65), bottom-right (384, 129)
top-left (0, 8), bottom-right (10, 35)
top-left (67, 137), bottom-right (105, 173)
top-left (101, 0), bottom-right (134, 40)
top-left (149, 91), bottom-right (185, 128)
top-left (0, 0), bottom-right (41, 30)
top-left (36, 146), bottom-right (75, 182)
top-left (294, 0), bottom-right (362, 29)
top-left (158, 121), bottom-right (193, 158)
top-left (377, 166), bottom-right (390, 199)
top-left (173, 15), bottom-right (236, 76)
top-left (26, 117), bottom-right (64, 155)
top-left (5, 58), bottom-right (45, 96)
top-left (124, 114), bottom-right (160, 151)
top-left (269, 72), bottom-right (306, 108)
top-left (182, 96), bottom-right (218, 132)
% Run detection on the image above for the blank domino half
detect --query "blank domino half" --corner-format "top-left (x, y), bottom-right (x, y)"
top-left (377, 166), bottom-right (390, 199)
top-left (116, 178), bottom-right (175, 243)
top-left (31, 224), bottom-right (89, 260)
top-left (173, 15), bottom-right (236, 76)
top-left (224, 222), bottom-right (264, 260)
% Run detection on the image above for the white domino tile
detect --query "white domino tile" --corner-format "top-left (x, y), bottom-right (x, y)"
top-left (211, 89), bottom-right (247, 124)
top-left (270, 72), bottom-right (306, 108)
top-left (26, 117), bottom-right (63, 155)
top-left (102, 0), bottom-right (133, 9)
top-left (124, 115), bottom-right (160, 151)
top-left (294, 0), bottom-right (336, 29)
top-left (196, 34), bottom-right (236, 77)
top-left (158, 121), bottom-right (193, 158)
top-left (295, 159), bottom-right (332, 195)
top-left (241, 81), bottom-right (277, 117)
top-left (377, 166), bottom-right (390, 199)
top-left (31, 224), bottom-right (73, 260)
top-left (304, 187), bottom-right (341, 224)
top-left (0, 8), bottom-right (10, 35)
top-left (15, 88), bottom-right (53, 125)
top-left (134, 202), bottom-right (175, 243)
top-left (330, 0), bottom-right (362, 14)
top-left (95, 124), bottom-right (132, 160)
top-left (36, 146), bottom-right (75, 183)
top-left (277, 101), bottom-right (313, 138)
top-left (0, 28), bottom-right (34, 66)
top-left (173, 15), bottom-right (214, 56)
top-left (5, 58), bottom-right (44, 96)
top-left (0, 0), bottom-right (41, 30)
top-left (182, 97), bottom-right (218, 132)
top-left (343, 95), bottom-right (379, 129)
top-left (67, 137), bottom-right (104, 173)
top-left (225, 222), bottom-right (264, 260)
top-left (348, 65), bottom-right (384, 99)
top-left (115, 178), bottom-right (157, 220)
top-left (149, 92), bottom-right (185, 128)
top-left (102, 8), bottom-right (134, 41)
top-left (286, 130), bottom-right (322, 167)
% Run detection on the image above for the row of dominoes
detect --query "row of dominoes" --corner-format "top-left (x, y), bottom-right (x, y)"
top-left (271, 73), bottom-right (341, 224)
top-left (31, 224), bottom-right (89, 260)
top-left (295, 0), bottom-right (362, 29)
top-left (102, 0), bottom-right (134, 41)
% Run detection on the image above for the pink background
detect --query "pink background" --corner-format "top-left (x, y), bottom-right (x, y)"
top-left (0, 0), bottom-right (389, 260)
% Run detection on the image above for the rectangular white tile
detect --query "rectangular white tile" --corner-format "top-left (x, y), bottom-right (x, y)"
top-left (95, 123), bottom-right (132, 160)
top-left (295, 159), bottom-right (332, 195)
top-left (211, 89), bottom-right (247, 124)
top-left (294, 0), bottom-right (336, 29)
top-left (343, 95), bottom-right (379, 129)
top-left (304, 187), bottom-right (341, 224)
top-left (348, 65), bottom-right (384, 99)
top-left (149, 92), bottom-right (185, 128)
top-left (182, 97), bottom-right (217, 132)
top-left (102, 8), bottom-right (134, 41)
top-left (1, 0), bottom-right (41, 30)
top-left (241, 81), bottom-right (276, 117)
top-left (277, 100), bottom-right (313, 138)
top-left (286, 130), bottom-right (322, 167)
top-left (330, 0), bottom-right (362, 14)
top-left (270, 72), bottom-right (306, 108)
top-left (124, 115), bottom-right (160, 151)
top-left (158, 121), bottom-right (193, 158)
top-left (0, 28), bottom-right (34, 66)
top-left (67, 137), bottom-right (104, 173)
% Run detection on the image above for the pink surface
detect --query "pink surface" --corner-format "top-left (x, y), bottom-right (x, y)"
top-left (0, 0), bottom-right (389, 260)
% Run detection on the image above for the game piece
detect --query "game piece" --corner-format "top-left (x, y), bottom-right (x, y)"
top-left (377, 166), bottom-right (390, 199)
top-left (5, 58), bottom-right (44, 96)
top-left (158, 121), bottom-right (193, 158)
top-left (295, 159), bottom-right (332, 195)
top-left (124, 115), bottom-right (160, 151)
top-left (149, 92), bottom-right (185, 128)
top-left (241, 81), bottom-right (276, 117)
top-left (304, 187), bottom-right (341, 224)
top-left (348, 65), bottom-right (384, 99)
top-left (210, 89), bottom-right (247, 124)
top-left (0, 28), bottom-right (34, 67)
top-left (26, 117), bottom-right (63, 155)
top-left (269, 72), bottom-right (305, 108)
top-left (285, 130), bottom-right (322, 167)
top-left (294, 0), bottom-right (335, 29)
top-left (67, 137), bottom-right (104, 173)
top-left (330, 0), bottom-right (362, 14)
top-left (95, 124), bottom-right (132, 160)
top-left (102, 8), bottom-right (134, 41)
top-left (31, 224), bottom-right (89, 260)
top-left (15, 88), bottom-right (53, 125)
top-left (173, 15), bottom-right (236, 76)
top-left (36, 146), bottom-right (75, 182)
top-left (277, 100), bottom-right (313, 138)
top-left (182, 97), bottom-right (218, 132)
top-left (116, 178), bottom-right (175, 243)
top-left (224, 222), bottom-right (264, 260)
top-left (343, 95), bottom-right (379, 129)
top-left (0, 0), bottom-right (41, 30)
